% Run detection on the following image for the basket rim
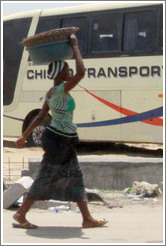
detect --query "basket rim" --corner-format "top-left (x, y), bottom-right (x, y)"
top-left (26, 39), bottom-right (69, 50)
top-left (21, 27), bottom-right (80, 45)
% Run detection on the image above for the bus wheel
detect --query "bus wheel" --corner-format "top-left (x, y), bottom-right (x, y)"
top-left (26, 114), bottom-right (51, 147)
top-left (32, 125), bottom-right (46, 146)
top-left (27, 124), bottom-right (46, 147)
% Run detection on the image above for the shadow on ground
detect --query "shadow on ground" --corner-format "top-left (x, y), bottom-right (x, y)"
top-left (3, 139), bottom-right (163, 157)
top-left (26, 226), bottom-right (88, 239)
top-left (78, 142), bottom-right (163, 157)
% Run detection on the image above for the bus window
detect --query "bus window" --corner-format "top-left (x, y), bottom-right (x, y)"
top-left (35, 16), bottom-right (61, 34)
top-left (91, 13), bottom-right (121, 52)
top-left (3, 18), bottom-right (32, 106)
top-left (62, 17), bottom-right (88, 55)
top-left (159, 9), bottom-right (163, 50)
top-left (123, 11), bottom-right (155, 52)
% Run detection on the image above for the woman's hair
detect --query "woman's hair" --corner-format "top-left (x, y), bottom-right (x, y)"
top-left (47, 60), bottom-right (65, 79)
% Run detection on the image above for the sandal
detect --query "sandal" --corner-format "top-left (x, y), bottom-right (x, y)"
top-left (12, 221), bottom-right (38, 229)
top-left (82, 219), bottom-right (108, 228)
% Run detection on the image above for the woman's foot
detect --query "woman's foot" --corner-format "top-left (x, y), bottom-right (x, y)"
top-left (13, 213), bottom-right (38, 229)
top-left (82, 218), bottom-right (108, 228)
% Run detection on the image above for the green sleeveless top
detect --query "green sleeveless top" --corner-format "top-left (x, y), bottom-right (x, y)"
top-left (46, 82), bottom-right (77, 134)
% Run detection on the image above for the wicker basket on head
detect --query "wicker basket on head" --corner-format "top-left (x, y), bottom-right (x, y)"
top-left (21, 27), bottom-right (80, 47)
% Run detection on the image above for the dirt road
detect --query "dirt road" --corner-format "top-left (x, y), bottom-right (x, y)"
top-left (3, 201), bottom-right (163, 244)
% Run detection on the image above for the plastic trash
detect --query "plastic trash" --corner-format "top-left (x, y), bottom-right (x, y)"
top-left (126, 194), bottom-right (136, 198)
top-left (48, 205), bottom-right (70, 213)
top-left (123, 187), bottom-right (131, 194)
top-left (126, 193), bottom-right (147, 199)
top-left (137, 193), bottom-right (147, 197)
top-left (152, 198), bottom-right (158, 202)
top-left (17, 196), bottom-right (24, 206)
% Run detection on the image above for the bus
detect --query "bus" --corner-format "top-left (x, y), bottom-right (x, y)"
top-left (3, 2), bottom-right (163, 146)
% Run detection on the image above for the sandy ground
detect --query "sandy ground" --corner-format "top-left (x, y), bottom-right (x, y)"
top-left (3, 201), bottom-right (163, 244)
top-left (2, 138), bottom-right (164, 244)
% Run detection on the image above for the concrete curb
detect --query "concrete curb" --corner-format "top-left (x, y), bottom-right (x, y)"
top-left (21, 157), bottom-right (163, 190)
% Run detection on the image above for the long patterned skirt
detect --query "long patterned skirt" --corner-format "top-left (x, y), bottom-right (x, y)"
top-left (27, 128), bottom-right (87, 202)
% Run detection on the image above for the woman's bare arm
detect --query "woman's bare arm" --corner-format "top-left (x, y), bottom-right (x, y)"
top-left (64, 34), bottom-right (85, 93)
top-left (16, 101), bottom-right (49, 147)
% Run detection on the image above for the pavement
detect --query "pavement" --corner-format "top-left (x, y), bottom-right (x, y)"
top-left (2, 201), bottom-right (164, 244)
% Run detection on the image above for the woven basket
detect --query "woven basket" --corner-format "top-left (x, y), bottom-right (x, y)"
top-left (21, 27), bottom-right (79, 47)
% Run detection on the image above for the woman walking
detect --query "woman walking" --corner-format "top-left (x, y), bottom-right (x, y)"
top-left (13, 34), bottom-right (107, 229)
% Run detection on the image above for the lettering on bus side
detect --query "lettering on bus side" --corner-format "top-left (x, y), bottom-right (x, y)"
top-left (27, 69), bottom-right (74, 80)
top-left (27, 69), bottom-right (48, 79)
top-left (27, 66), bottom-right (162, 80)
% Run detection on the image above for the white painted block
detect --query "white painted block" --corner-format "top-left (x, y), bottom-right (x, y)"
top-left (3, 177), bottom-right (34, 209)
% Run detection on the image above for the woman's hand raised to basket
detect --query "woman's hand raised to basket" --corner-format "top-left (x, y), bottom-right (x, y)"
top-left (64, 33), bottom-right (84, 93)
top-left (70, 34), bottom-right (78, 47)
